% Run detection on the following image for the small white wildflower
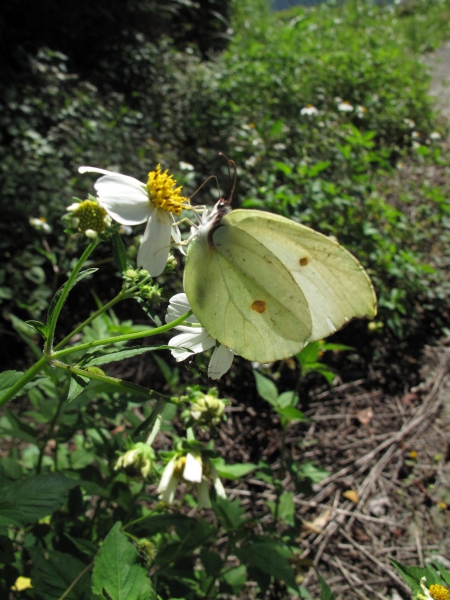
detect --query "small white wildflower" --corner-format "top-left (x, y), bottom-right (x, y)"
top-left (166, 293), bottom-right (235, 380)
top-left (179, 161), bottom-right (194, 171)
top-left (430, 131), bottom-right (441, 140)
top-left (337, 101), bottom-right (353, 113)
top-left (404, 118), bottom-right (416, 128)
top-left (29, 217), bottom-right (51, 233)
top-left (300, 104), bottom-right (319, 116)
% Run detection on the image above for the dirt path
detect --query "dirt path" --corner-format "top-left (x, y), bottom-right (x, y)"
top-left (422, 41), bottom-right (450, 125)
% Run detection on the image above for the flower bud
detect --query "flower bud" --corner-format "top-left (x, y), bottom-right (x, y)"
top-left (114, 442), bottom-right (155, 480)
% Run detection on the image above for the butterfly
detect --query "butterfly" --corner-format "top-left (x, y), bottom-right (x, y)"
top-left (184, 162), bottom-right (377, 363)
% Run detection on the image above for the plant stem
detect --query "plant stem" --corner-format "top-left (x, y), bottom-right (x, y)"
top-left (45, 238), bottom-right (100, 355)
top-left (51, 310), bottom-right (192, 361)
top-left (51, 360), bottom-right (166, 400)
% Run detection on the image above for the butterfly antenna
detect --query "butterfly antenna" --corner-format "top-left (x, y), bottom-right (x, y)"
top-left (218, 152), bottom-right (236, 205)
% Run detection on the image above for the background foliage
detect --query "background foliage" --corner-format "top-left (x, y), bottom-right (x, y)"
top-left (1, 0), bottom-right (450, 598)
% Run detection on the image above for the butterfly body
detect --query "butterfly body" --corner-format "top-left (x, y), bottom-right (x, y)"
top-left (184, 205), bottom-right (377, 363)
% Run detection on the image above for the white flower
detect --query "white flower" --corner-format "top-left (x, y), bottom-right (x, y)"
top-left (337, 101), bottom-right (353, 113)
top-left (300, 104), bottom-right (319, 116)
top-left (179, 161), bottom-right (194, 171)
top-left (78, 165), bottom-right (188, 277)
top-left (403, 118), bottom-right (416, 128)
top-left (166, 293), bottom-right (235, 380)
top-left (356, 105), bottom-right (367, 118)
top-left (29, 217), bottom-right (51, 233)
top-left (430, 131), bottom-right (441, 140)
top-left (411, 131), bottom-right (420, 139)
top-left (157, 452), bottom-right (227, 509)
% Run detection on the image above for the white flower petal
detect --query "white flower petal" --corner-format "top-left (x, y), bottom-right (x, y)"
top-left (94, 174), bottom-right (150, 225)
top-left (166, 293), bottom-right (201, 327)
top-left (168, 331), bottom-right (216, 361)
top-left (197, 480), bottom-right (211, 509)
top-left (211, 465), bottom-right (227, 499)
top-left (160, 475), bottom-right (178, 505)
top-left (157, 457), bottom-right (176, 494)
top-left (208, 344), bottom-right (235, 379)
top-left (137, 208), bottom-right (172, 276)
top-left (183, 453), bottom-right (203, 483)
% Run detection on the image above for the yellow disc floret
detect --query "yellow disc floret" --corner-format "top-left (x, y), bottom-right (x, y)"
top-left (429, 584), bottom-right (450, 600)
top-left (146, 164), bottom-right (187, 216)
top-left (71, 200), bottom-right (110, 236)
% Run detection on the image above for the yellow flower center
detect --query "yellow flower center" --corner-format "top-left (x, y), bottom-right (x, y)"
top-left (146, 164), bottom-right (187, 216)
top-left (72, 200), bottom-right (109, 234)
top-left (429, 585), bottom-right (450, 600)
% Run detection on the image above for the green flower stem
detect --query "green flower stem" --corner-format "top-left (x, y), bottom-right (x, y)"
top-left (53, 290), bottom-right (131, 351)
top-left (51, 360), bottom-right (166, 400)
top-left (0, 356), bottom-right (48, 408)
top-left (51, 310), bottom-right (192, 361)
top-left (45, 238), bottom-right (101, 355)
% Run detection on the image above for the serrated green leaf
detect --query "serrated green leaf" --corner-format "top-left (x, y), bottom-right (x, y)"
top-left (92, 522), bottom-right (154, 600)
top-left (0, 474), bottom-right (78, 526)
top-left (25, 320), bottom-right (47, 338)
top-left (390, 560), bottom-right (439, 595)
top-left (211, 495), bottom-right (246, 531)
top-left (28, 548), bottom-right (91, 600)
top-left (67, 373), bottom-right (90, 403)
top-left (253, 371), bottom-right (278, 405)
top-left (237, 537), bottom-right (299, 592)
top-left (433, 562), bottom-right (450, 587)
top-left (80, 345), bottom-right (171, 367)
top-left (64, 533), bottom-right (98, 559)
top-left (266, 492), bottom-right (295, 526)
top-left (318, 572), bottom-right (336, 600)
top-left (112, 230), bottom-right (128, 272)
top-left (47, 268), bottom-right (98, 326)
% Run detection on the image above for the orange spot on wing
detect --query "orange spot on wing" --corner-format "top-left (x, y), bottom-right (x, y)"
top-left (299, 257), bottom-right (309, 266)
top-left (251, 300), bottom-right (266, 313)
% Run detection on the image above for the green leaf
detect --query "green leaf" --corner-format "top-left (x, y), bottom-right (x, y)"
top-left (28, 548), bottom-right (91, 600)
top-left (112, 230), bottom-right (128, 272)
top-left (80, 345), bottom-right (171, 367)
top-left (200, 549), bottom-right (222, 577)
top-left (237, 537), bottom-right (299, 592)
top-left (0, 474), bottom-right (78, 526)
top-left (92, 522), bottom-right (155, 600)
top-left (212, 458), bottom-right (257, 480)
top-left (0, 370), bottom-right (42, 401)
top-left (64, 533), bottom-right (98, 559)
top-left (278, 406), bottom-right (305, 422)
top-left (24, 320), bottom-right (48, 338)
top-left (211, 495), bottom-right (246, 531)
top-left (221, 565), bottom-right (247, 594)
top-left (390, 560), bottom-right (440, 595)
top-left (47, 268), bottom-right (98, 326)
top-left (266, 492), bottom-right (295, 526)
top-left (434, 562), bottom-right (450, 587)
top-left (317, 572), bottom-right (336, 600)
top-left (1, 410), bottom-right (39, 444)
top-left (0, 535), bottom-right (15, 564)
top-left (67, 373), bottom-right (90, 403)
top-left (253, 371), bottom-right (278, 405)
top-left (276, 390), bottom-right (298, 409)
top-left (297, 461), bottom-right (331, 484)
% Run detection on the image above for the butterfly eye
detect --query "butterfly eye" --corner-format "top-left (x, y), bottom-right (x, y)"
top-left (299, 257), bottom-right (309, 266)
top-left (251, 300), bottom-right (266, 313)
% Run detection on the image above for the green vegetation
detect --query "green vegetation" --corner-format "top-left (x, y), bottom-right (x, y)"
top-left (0, 0), bottom-right (449, 598)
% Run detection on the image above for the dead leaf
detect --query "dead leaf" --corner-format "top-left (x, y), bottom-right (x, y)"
top-left (356, 407), bottom-right (373, 426)
top-left (301, 509), bottom-right (332, 534)
top-left (343, 489), bottom-right (360, 503)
